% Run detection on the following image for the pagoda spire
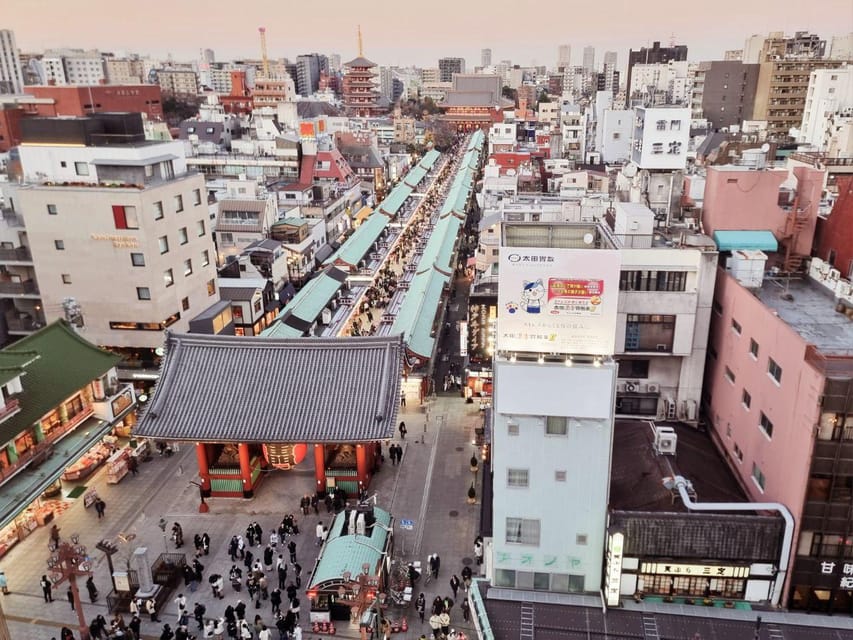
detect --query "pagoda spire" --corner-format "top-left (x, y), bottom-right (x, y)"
top-left (358, 25), bottom-right (363, 57)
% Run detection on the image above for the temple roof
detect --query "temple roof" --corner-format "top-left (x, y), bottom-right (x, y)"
top-left (134, 333), bottom-right (404, 443)
top-left (345, 56), bottom-right (377, 68)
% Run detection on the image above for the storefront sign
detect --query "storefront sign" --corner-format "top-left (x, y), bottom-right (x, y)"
top-left (458, 321), bottom-right (468, 357)
top-left (497, 248), bottom-right (621, 355)
top-left (468, 302), bottom-right (497, 363)
top-left (110, 387), bottom-right (134, 417)
top-left (818, 561), bottom-right (853, 589)
top-left (90, 233), bottom-right (139, 248)
top-left (606, 532), bottom-right (624, 607)
top-left (641, 563), bottom-right (749, 578)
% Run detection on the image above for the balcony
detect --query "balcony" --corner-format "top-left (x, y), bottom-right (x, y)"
top-left (0, 280), bottom-right (39, 296)
top-left (5, 311), bottom-right (46, 334)
top-left (92, 383), bottom-right (136, 422)
top-left (0, 398), bottom-right (21, 423)
top-left (0, 247), bottom-right (33, 264)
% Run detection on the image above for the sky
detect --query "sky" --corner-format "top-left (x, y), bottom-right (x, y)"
top-left (5, 0), bottom-right (852, 70)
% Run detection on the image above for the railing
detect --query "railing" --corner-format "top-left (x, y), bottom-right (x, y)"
top-left (0, 399), bottom-right (20, 422)
top-left (5, 315), bottom-right (44, 332)
top-left (0, 209), bottom-right (25, 228)
top-left (0, 247), bottom-right (32, 262)
top-left (0, 280), bottom-right (39, 295)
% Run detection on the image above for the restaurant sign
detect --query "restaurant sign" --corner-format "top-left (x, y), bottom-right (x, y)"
top-left (641, 562), bottom-right (749, 578)
top-left (819, 561), bottom-right (853, 590)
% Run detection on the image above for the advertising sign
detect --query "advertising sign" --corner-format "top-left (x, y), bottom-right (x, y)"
top-left (606, 532), bottom-right (624, 607)
top-left (497, 248), bottom-right (621, 355)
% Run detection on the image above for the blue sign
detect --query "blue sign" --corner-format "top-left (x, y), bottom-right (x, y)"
top-left (400, 519), bottom-right (414, 530)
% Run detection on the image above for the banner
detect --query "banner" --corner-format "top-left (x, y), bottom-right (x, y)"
top-left (497, 247), bottom-right (621, 355)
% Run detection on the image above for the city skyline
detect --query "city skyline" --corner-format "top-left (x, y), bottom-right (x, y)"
top-left (5, 0), bottom-right (851, 69)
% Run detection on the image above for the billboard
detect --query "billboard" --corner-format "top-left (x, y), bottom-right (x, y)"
top-left (497, 248), bottom-right (621, 355)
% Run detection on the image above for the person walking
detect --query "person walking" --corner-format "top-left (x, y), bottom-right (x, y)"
top-left (86, 576), bottom-right (99, 603)
top-left (415, 592), bottom-right (426, 623)
top-left (293, 563), bottom-right (302, 589)
top-left (95, 498), bottom-right (106, 520)
top-left (270, 587), bottom-right (282, 615)
top-left (399, 421), bottom-right (407, 439)
top-left (428, 613), bottom-right (442, 640)
top-left (315, 521), bottom-right (324, 546)
top-left (461, 565), bottom-right (472, 591)
top-left (40, 574), bottom-right (53, 602)
top-left (473, 536), bottom-right (483, 568)
top-left (202, 532), bottom-right (211, 555)
top-left (287, 540), bottom-right (297, 564)
top-left (461, 598), bottom-right (470, 622)
top-left (193, 602), bottom-right (206, 630)
top-left (146, 596), bottom-right (160, 622)
top-left (66, 586), bottom-right (75, 610)
top-left (277, 560), bottom-right (287, 590)
top-left (449, 574), bottom-right (460, 600)
top-left (438, 610), bottom-right (450, 637)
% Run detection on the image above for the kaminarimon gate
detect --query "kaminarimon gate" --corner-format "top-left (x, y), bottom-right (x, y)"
top-left (133, 332), bottom-right (403, 501)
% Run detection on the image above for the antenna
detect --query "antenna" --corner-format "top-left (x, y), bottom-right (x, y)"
top-left (258, 27), bottom-right (269, 79)
top-left (358, 25), bottom-right (364, 58)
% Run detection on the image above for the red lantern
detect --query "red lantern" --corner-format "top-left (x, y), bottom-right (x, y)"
top-left (401, 618), bottom-right (408, 632)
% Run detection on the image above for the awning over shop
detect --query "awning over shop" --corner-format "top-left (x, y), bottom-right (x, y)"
top-left (713, 230), bottom-right (779, 252)
top-left (354, 206), bottom-right (373, 225)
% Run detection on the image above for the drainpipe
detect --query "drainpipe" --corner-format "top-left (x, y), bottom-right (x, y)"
top-left (665, 475), bottom-right (793, 607)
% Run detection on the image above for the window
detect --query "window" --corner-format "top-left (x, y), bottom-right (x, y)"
top-left (725, 367), bottom-right (736, 384)
top-left (760, 412), bottom-right (774, 439)
top-left (612, 132), bottom-right (620, 140)
top-left (131, 253), bottom-right (145, 267)
top-left (742, 389), bottom-right (751, 409)
top-left (174, 194), bottom-right (184, 213)
top-left (74, 161), bottom-right (89, 176)
top-left (183, 259), bottom-right (193, 276)
top-left (617, 359), bottom-right (649, 378)
top-left (768, 358), bottom-right (782, 384)
top-left (178, 227), bottom-right (188, 245)
top-left (731, 318), bottom-right (742, 335)
top-left (752, 462), bottom-right (766, 492)
top-left (61, 274), bottom-right (71, 284)
top-left (555, 470), bottom-right (567, 482)
top-left (112, 205), bottom-right (139, 230)
top-left (494, 569), bottom-right (515, 588)
top-left (144, 164), bottom-right (154, 178)
top-left (207, 278), bottom-right (216, 296)
top-left (505, 518), bottom-right (540, 545)
top-left (625, 314), bottom-right (675, 352)
top-left (507, 469), bottom-right (529, 488)
top-left (576, 534), bottom-right (588, 545)
top-left (136, 287), bottom-right (151, 300)
top-left (712, 299), bottom-right (722, 315)
top-left (619, 270), bottom-right (687, 292)
top-left (193, 189), bottom-right (202, 205)
top-left (545, 416), bottom-right (568, 436)
top-left (47, 204), bottom-right (58, 215)
top-left (163, 268), bottom-right (174, 287)
top-left (153, 201), bottom-right (164, 220)
top-left (196, 219), bottom-right (206, 236)
top-left (158, 236), bottom-right (169, 254)
top-left (186, 126), bottom-right (195, 134)
top-left (507, 421), bottom-right (519, 436)
top-left (749, 339), bottom-right (759, 359)
top-left (182, 297), bottom-right (190, 311)
top-left (201, 250), bottom-right (210, 267)
top-left (733, 443), bottom-right (744, 462)
top-left (54, 240), bottom-right (65, 250)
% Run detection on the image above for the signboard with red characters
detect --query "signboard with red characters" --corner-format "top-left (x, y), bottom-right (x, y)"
top-left (547, 279), bottom-right (605, 315)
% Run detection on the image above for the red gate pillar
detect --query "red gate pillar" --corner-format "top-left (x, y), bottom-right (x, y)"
top-left (314, 444), bottom-right (327, 497)
top-left (238, 443), bottom-right (253, 499)
top-left (356, 443), bottom-right (369, 491)
top-left (195, 443), bottom-right (211, 495)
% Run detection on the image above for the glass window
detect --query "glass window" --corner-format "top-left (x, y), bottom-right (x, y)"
top-left (625, 314), bottom-right (675, 352)
top-left (749, 339), bottom-right (759, 358)
top-left (54, 240), bottom-right (65, 250)
top-left (153, 201), bottom-right (164, 220)
top-left (617, 359), bottom-right (649, 378)
top-left (207, 279), bottom-right (216, 296)
top-left (533, 572), bottom-right (550, 590)
top-left (174, 194), bottom-right (184, 213)
top-left (163, 268), bottom-right (174, 287)
top-left (507, 468), bottom-right (529, 488)
top-left (545, 416), bottom-right (568, 436)
top-left (494, 569), bottom-right (515, 588)
top-left (158, 235), bottom-right (169, 254)
top-left (131, 253), bottom-right (145, 267)
top-left (760, 412), bottom-right (774, 439)
top-left (136, 287), bottom-right (151, 300)
top-left (551, 573), bottom-right (570, 592)
top-left (768, 358), bottom-right (782, 383)
top-left (201, 250), bottom-right (210, 267)
top-left (505, 518), bottom-right (540, 545)
top-left (619, 270), bottom-right (687, 292)
top-left (731, 318), bottom-right (742, 335)
top-left (725, 367), bottom-right (736, 384)
top-left (183, 258), bottom-right (193, 276)
top-left (742, 389), bottom-right (751, 409)
top-left (61, 273), bottom-right (71, 284)
top-left (568, 574), bottom-right (585, 592)
top-left (196, 219), bottom-right (206, 236)
top-left (182, 297), bottom-right (190, 311)
top-left (47, 204), bottom-right (58, 215)
top-left (193, 189), bottom-right (202, 205)
top-left (752, 462), bottom-right (766, 491)
top-left (112, 205), bottom-right (139, 230)
top-left (74, 161), bottom-right (89, 176)
top-left (178, 227), bottom-right (188, 245)
top-left (144, 164), bottom-right (154, 178)
top-left (555, 470), bottom-right (567, 482)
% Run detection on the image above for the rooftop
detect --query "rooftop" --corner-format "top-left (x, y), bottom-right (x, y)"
top-left (610, 420), bottom-right (747, 512)
top-left (755, 276), bottom-right (853, 355)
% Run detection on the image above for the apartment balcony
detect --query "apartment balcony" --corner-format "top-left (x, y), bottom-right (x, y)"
top-left (0, 208), bottom-right (25, 229)
top-left (0, 246), bottom-right (33, 264)
top-left (0, 280), bottom-right (39, 297)
top-left (4, 310), bottom-right (46, 335)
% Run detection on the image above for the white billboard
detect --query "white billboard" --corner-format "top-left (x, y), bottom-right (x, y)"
top-left (497, 247), bottom-right (621, 355)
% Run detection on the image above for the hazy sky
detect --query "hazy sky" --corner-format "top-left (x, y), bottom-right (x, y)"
top-left (5, 0), bottom-right (852, 69)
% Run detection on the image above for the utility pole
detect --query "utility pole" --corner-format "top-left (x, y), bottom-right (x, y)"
top-left (47, 533), bottom-right (92, 640)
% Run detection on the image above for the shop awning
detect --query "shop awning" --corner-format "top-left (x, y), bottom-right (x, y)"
top-left (713, 230), bottom-right (778, 252)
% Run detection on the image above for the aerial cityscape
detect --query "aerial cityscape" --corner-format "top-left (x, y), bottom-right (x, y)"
top-left (0, 2), bottom-right (851, 639)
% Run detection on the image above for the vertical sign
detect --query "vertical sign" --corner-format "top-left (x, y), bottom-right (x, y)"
top-left (606, 532), bottom-right (624, 607)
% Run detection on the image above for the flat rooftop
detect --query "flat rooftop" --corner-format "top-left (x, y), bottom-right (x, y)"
top-left (610, 420), bottom-right (747, 512)
top-left (755, 276), bottom-right (853, 355)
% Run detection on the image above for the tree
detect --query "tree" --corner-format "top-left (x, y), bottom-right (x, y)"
top-left (537, 90), bottom-right (551, 104)
top-left (162, 96), bottom-right (200, 125)
top-left (501, 86), bottom-right (517, 103)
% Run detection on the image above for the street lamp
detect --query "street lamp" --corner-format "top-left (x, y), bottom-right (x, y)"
top-left (47, 533), bottom-right (92, 640)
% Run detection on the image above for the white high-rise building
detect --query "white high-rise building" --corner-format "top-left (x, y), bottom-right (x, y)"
top-left (0, 29), bottom-right (24, 94)
top-left (557, 44), bottom-right (571, 69)
top-left (582, 46), bottom-right (595, 73)
top-left (604, 51), bottom-right (617, 71)
top-left (799, 66), bottom-right (853, 149)
top-left (481, 48), bottom-right (492, 68)
top-left (39, 49), bottom-right (105, 86)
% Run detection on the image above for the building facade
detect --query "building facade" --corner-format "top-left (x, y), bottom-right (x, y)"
top-left (693, 61), bottom-right (760, 130)
top-left (799, 67), bottom-right (853, 150)
top-left (27, 85), bottom-right (164, 121)
top-left (626, 42), bottom-right (688, 101)
top-left (0, 30), bottom-right (23, 94)
top-left (438, 57), bottom-right (465, 83)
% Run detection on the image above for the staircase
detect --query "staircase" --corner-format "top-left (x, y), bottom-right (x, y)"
top-left (520, 602), bottom-right (535, 640)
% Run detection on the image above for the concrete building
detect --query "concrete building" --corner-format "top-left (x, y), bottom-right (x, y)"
top-left (603, 51), bottom-right (617, 71)
top-left (39, 49), bottom-right (105, 86)
top-left (482, 48), bottom-right (493, 68)
top-left (692, 61), bottom-right (760, 130)
top-left (582, 46), bottom-right (595, 73)
top-left (104, 56), bottom-right (145, 85)
top-left (295, 53), bottom-right (325, 97)
top-left (438, 57), bottom-right (465, 83)
top-left (0, 30), bottom-right (24, 94)
top-left (829, 33), bottom-right (853, 61)
top-left (799, 67), bottom-right (853, 150)
top-left (626, 42), bottom-right (688, 101)
top-left (26, 85), bottom-right (164, 121)
top-left (0, 113), bottom-right (217, 352)
top-left (557, 45), bottom-right (571, 69)
top-left (154, 68), bottom-right (198, 98)
top-left (631, 106), bottom-right (690, 170)
top-left (628, 61), bottom-right (693, 106)
top-left (600, 109), bottom-right (633, 164)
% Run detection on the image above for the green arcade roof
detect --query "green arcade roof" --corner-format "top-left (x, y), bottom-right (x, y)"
top-left (713, 230), bottom-right (779, 252)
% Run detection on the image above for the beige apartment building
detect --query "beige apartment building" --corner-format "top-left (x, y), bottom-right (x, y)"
top-left (0, 114), bottom-right (218, 354)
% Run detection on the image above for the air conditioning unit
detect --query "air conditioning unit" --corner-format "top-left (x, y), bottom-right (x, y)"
top-left (654, 425), bottom-right (677, 455)
top-left (647, 383), bottom-right (660, 393)
top-left (656, 344), bottom-right (668, 352)
top-left (625, 380), bottom-right (640, 393)
top-left (616, 382), bottom-right (627, 393)
top-left (665, 398), bottom-right (677, 420)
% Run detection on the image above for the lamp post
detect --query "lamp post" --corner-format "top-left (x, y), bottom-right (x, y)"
top-left (95, 539), bottom-right (119, 593)
top-left (47, 533), bottom-right (92, 640)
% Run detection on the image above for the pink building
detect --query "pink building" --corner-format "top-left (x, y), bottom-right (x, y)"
top-left (704, 165), bottom-right (853, 612)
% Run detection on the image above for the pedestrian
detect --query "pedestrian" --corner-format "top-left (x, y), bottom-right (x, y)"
top-left (194, 534), bottom-right (204, 557)
top-left (253, 522), bottom-right (263, 545)
top-left (239, 619), bottom-right (253, 639)
top-left (277, 560), bottom-right (287, 590)
top-left (315, 521), bottom-right (324, 546)
top-left (146, 596), bottom-right (160, 622)
top-left (40, 574), bottom-right (53, 602)
top-left (174, 593), bottom-right (187, 618)
top-left (202, 532), bottom-right (211, 555)
top-left (67, 586), bottom-right (74, 610)
top-left (86, 576), bottom-right (98, 603)
top-left (245, 524), bottom-right (255, 548)
top-left (311, 495), bottom-right (319, 515)
top-left (229, 536), bottom-right (239, 561)
top-left (461, 565), bottom-right (472, 591)
top-left (400, 390), bottom-right (406, 407)
top-left (244, 549), bottom-right (254, 571)
top-left (130, 597), bottom-right (140, 616)
top-left (399, 421), bottom-right (407, 439)
top-left (289, 595), bottom-right (300, 621)
top-left (237, 535), bottom-right (246, 559)
top-left (172, 522), bottom-right (183, 548)
top-left (439, 610), bottom-right (450, 637)
top-left (287, 540), bottom-right (297, 564)
top-left (95, 498), bottom-right (106, 519)
top-left (128, 454), bottom-right (139, 475)
top-left (416, 592), bottom-right (426, 623)
top-left (428, 613), bottom-right (442, 640)
top-left (461, 598), bottom-right (470, 622)
top-left (263, 545), bottom-right (274, 572)
top-left (269, 530), bottom-right (279, 549)
top-left (235, 600), bottom-right (247, 621)
top-left (474, 536), bottom-right (483, 567)
top-left (160, 622), bottom-right (175, 640)
top-left (193, 602), bottom-right (206, 630)
top-left (449, 574), bottom-right (460, 600)
top-left (293, 563), bottom-right (302, 589)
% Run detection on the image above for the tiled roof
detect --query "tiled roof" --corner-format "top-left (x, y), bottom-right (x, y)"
top-left (0, 321), bottom-right (121, 447)
top-left (135, 333), bottom-right (404, 443)
top-left (344, 56), bottom-right (376, 68)
top-left (263, 266), bottom-right (348, 336)
top-left (218, 286), bottom-right (260, 302)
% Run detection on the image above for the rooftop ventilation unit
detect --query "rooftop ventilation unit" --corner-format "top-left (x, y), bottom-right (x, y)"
top-left (654, 425), bottom-right (677, 456)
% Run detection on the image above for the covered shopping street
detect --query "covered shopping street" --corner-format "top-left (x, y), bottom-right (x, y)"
top-left (133, 332), bottom-right (404, 499)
